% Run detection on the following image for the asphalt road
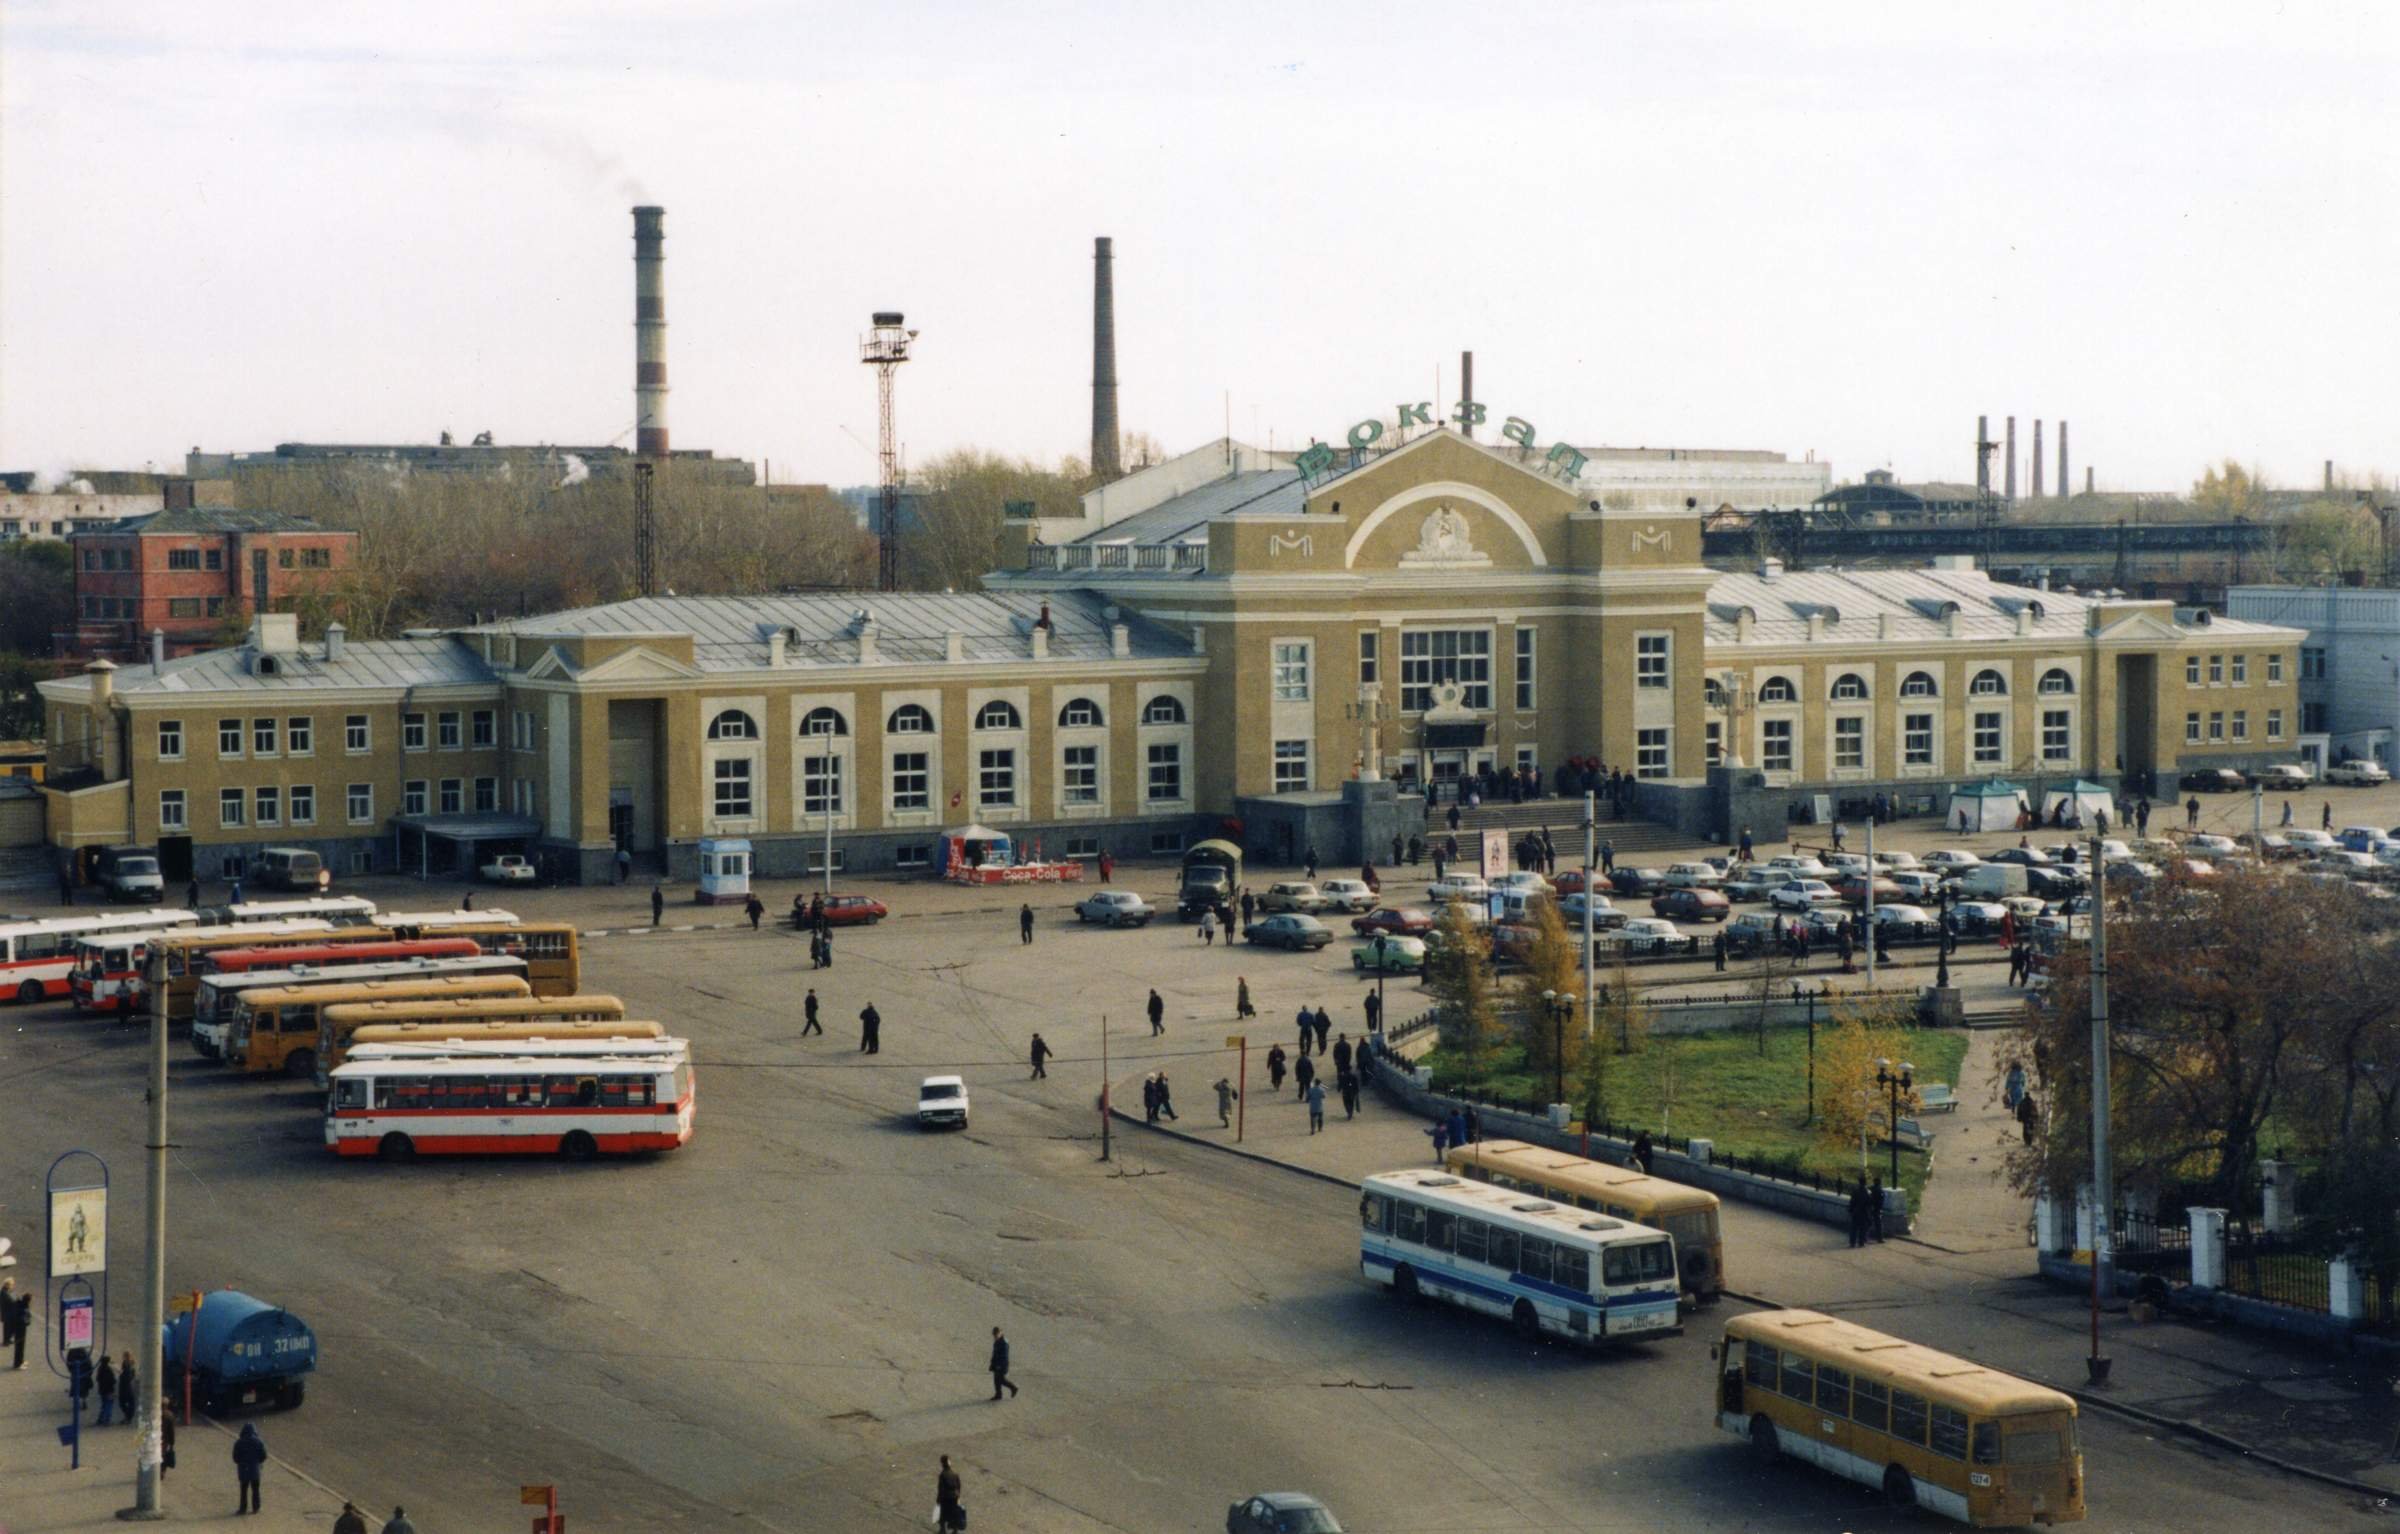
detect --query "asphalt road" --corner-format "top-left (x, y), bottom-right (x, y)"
top-left (2, 900), bottom-right (2390, 1532)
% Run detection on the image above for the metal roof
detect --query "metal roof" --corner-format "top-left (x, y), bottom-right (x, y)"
top-left (1066, 469), bottom-right (1305, 547)
top-left (1705, 565), bottom-right (2297, 646)
top-left (104, 637), bottom-right (495, 696)
top-left (392, 813), bottom-right (542, 840)
top-left (92, 507), bottom-right (340, 537)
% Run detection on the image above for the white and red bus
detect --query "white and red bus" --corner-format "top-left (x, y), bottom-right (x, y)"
top-left (325, 1045), bottom-right (695, 1161)
top-left (71, 919), bottom-right (335, 1015)
top-left (206, 896), bottom-right (379, 927)
top-left (201, 937), bottom-right (483, 980)
top-left (0, 910), bottom-right (201, 1003)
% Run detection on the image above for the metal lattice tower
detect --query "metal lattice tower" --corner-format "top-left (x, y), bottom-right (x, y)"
top-left (633, 459), bottom-right (658, 596)
top-left (861, 312), bottom-right (916, 591)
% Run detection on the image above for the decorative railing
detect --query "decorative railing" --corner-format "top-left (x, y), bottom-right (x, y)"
top-left (1025, 541), bottom-right (1205, 574)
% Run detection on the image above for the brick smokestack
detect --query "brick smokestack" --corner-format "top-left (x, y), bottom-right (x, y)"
top-left (633, 206), bottom-right (669, 458)
top-left (1092, 237), bottom-right (1120, 481)
top-left (2032, 419), bottom-right (2045, 498)
top-left (2005, 417), bottom-right (2017, 499)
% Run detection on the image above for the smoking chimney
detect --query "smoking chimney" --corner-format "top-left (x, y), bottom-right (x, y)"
top-left (2058, 421), bottom-right (2069, 500)
top-left (2005, 417), bottom-right (2018, 500)
top-left (2032, 420), bottom-right (2045, 498)
top-left (632, 206), bottom-right (669, 458)
top-left (1091, 237), bottom-right (1120, 481)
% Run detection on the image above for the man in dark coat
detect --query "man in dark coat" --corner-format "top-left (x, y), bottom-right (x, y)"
top-left (233, 1422), bottom-right (268, 1513)
top-left (6, 1282), bottom-right (28, 1368)
top-left (1266, 1044), bottom-right (1287, 1091)
top-left (858, 1002), bottom-right (881, 1054)
top-left (1295, 1007), bottom-right (1313, 1057)
top-left (650, 883), bottom-right (665, 927)
top-left (802, 989), bottom-right (822, 1035)
top-left (335, 1503), bottom-right (370, 1534)
top-left (1019, 903), bottom-right (1035, 944)
top-left (936, 1456), bottom-right (965, 1532)
top-left (1294, 1050), bottom-right (1316, 1100)
top-left (1147, 988), bottom-right (1166, 1037)
top-left (744, 893), bottom-right (764, 930)
top-left (1029, 1032), bottom-right (1051, 1080)
top-left (95, 1352), bottom-right (117, 1425)
top-left (1632, 1131), bottom-right (1654, 1175)
top-left (1332, 1033), bottom-right (1353, 1077)
top-left (1142, 1074), bottom-right (1159, 1123)
top-left (1847, 1180), bottom-right (1870, 1248)
top-left (989, 1327), bottom-right (1019, 1399)
top-left (1312, 1006), bottom-right (1332, 1053)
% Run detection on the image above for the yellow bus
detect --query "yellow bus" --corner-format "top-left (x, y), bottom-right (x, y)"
top-left (150, 925), bottom-right (387, 1023)
top-left (1715, 1309), bottom-right (2084, 1526)
top-left (226, 975), bottom-right (534, 1079)
top-left (1445, 1140), bottom-right (1727, 1302)
top-left (318, 996), bottom-right (631, 1085)
top-left (374, 921), bottom-right (580, 996)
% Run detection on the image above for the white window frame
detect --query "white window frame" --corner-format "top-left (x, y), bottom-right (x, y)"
top-left (346, 783), bottom-right (373, 824)
top-left (715, 756), bottom-right (757, 820)
top-left (1061, 744), bottom-right (1100, 805)
top-left (2231, 709), bottom-right (2248, 742)
top-left (1273, 739), bottom-right (1310, 793)
top-left (473, 777), bottom-right (497, 814)
top-left (1358, 630), bottom-right (1379, 686)
top-left (800, 751), bottom-right (843, 817)
top-left (1400, 628), bottom-right (1494, 711)
top-left (253, 786), bottom-right (280, 826)
top-left (2231, 654), bottom-right (2247, 685)
top-left (2268, 709), bottom-right (2285, 741)
top-left (2185, 712), bottom-right (2202, 745)
top-left (1514, 627), bottom-right (1535, 712)
top-left (437, 711), bottom-right (462, 750)
top-left (438, 778), bottom-right (463, 815)
top-left (403, 780), bottom-right (428, 816)
top-left (2208, 711), bottom-right (2225, 742)
top-left (159, 789), bottom-right (186, 831)
top-left (1704, 719), bottom-right (1724, 768)
top-left (1760, 717), bottom-right (1794, 773)
top-left (286, 715), bottom-right (313, 757)
top-left (218, 788), bottom-right (245, 828)
top-left (346, 714), bottom-right (370, 754)
top-left (1830, 673), bottom-right (1868, 702)
top-left (1972, 709), bottom-right (2006, 766)
top-left (218, 718), bottom-right (243, 758)
top-left (1833, 715), bottom-right (1866, 771)
top-left (1634, 633), bottom-right (1670, 689)
top-left (1969, 669), bottom-right (2007, 698)
top-left (1057, 697), bottom-right (1103, 729)
top-left (403, 713), bottom-right (427, 752)
top-left (2186, 655), bottom-right (2202, 686)
top-left (2208, 654), bottom-right (2224, 686)
top-left (157, 719), bottom-right (183, 761)
top-left (1757, 676), bottom-right (1798, 705)
top-left (1902, 711), bottom-right (1936, 768)
top-left (1900, 671), bottom-right (1938, 700)
top-left (471, 709), bottom-right (496, 749)
top-left (1272, 640), bottom-right (1312, 703)
top-left (978, 748), bottom-right (1018, 809)
top-left (2040, 708), bottom-right (2072, 762)
top-left (252, 716), bottom-right (278, 757)
top-left (289, 784), bottom-right (316, 825)
top-left (2268, 652), bottom-right (2285, 684)
top-left (890, 751), bottom-right (931, 813)
top-left (1635, 727), bottom-right (1670, 778)
top-left (1146, 741), bottom-right (1183, 803)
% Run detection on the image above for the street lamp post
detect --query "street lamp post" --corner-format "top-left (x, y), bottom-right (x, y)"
top-left (1875, 1056), bottom-right (1914, 1186)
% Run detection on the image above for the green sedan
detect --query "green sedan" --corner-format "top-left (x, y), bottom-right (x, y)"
top-left (1350, 934), bottom-right (1427, 974)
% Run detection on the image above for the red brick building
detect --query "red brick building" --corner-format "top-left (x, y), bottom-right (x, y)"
top-left (69, 497), bottom-right (357, 660)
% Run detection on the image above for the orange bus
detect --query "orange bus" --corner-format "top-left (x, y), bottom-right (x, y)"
top-left (226, 975), bottom-right (536, 1079)
top-left (149, 926), bottom-right (391, 1022)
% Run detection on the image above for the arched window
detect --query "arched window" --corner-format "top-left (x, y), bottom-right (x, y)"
top-left (974, 700), bottom-right (1022, 731)
top-left (1057, 697), bottom-right (1104, 728)
top-left (2038, 668), bottom-right (2075, 696)
top-left (707, 709), bottom-right (761, 740)
top-left (1830, 673), bottom-right (1869, 701)
top-left (1757, 677), bottom-right (1798, 704)
top-left (1900, 671), bottom-right (1939, 699)
top-left (797, 707), bottom-right (848, 738)
top-left (1969, 669), bottom-right (2008, 698)
top-left (886, 703), bottom-right (934, 735)
top-left (1141, 695), bottom-right (1187, 726)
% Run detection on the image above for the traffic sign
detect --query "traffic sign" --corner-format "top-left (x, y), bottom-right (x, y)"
top-left (60, 1293), bottom-right (93, 1352)
top-left (1223, 1034), bottom-right (1245, 1048)
top-left (521, 1486), bottom-right (554, 1506)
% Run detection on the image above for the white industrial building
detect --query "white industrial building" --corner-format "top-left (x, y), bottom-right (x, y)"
top-left (2224, 584), bottom-right (2392, 771)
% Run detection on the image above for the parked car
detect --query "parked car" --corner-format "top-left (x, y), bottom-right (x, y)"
top-left (1769, 878), bottom-right (1839, 911)
top-left (2251, 763), bottom-right (2313, 790)
top-left (1986, 847), bottom-right (2052, 867)
top-left (1257, 881), bottom-right (1331, 914)
top-left (1888, 870), bottom-right (1950, 900)
top-left (2179, 767), bottom-right (2247, 793)
top-left (2328, 759), bottom-right (2392, 786)
top-left (1720, 865), bottom-right (1781, 902)
top-left (1350, 934), bottom-right (1427, 974)
top-left (818, 894), bottom-right (889, 926)
top-left (1352, 906), bottom-right (1433, 939)
top-left (1557, 893), bottom-right (1628, 930)
top-left (1920, 848), bottom-right (1982, 869)
top-left (1550, 869), bottom-right (1598, 896)
top-left (2309, 850), bottom-right (2379, 876)
top-left (2184, 833), bottom-right (2241, 858)
top-left (2284, 828), bottom-right (2340, 854)
top-left (1764, 854), bottom-right (1832, 879)
top-left (1244, 913), bottom-right (1334, 950)
top-left (1425, 873), bottom-right (1490, 903)
top-left (1315, 879), bottom-right (1378, 914)
top-left (1229, 1493), bottom-right (1344, 1534)
top-left (2339, 826), bottom-right (2395, 855)
top-left (1834, 873), bottom-right (1904, 907)
top-left (479, 853), bottom-right (538, 884)
top-left (1869, 848), bottom-right (1921, 870)
top-left (1651, 886), bottom-right (1731, 923)
top-left (1076, 890), bottom-right (1156, 927)
top-left (1606, 867), bottom-right (1667, 897)
top-left (1952, 899), bottom-right (2010, 930)
top-left (917, 1075), bottom-right (969, 1131)
top-left (1489, 870), bottom-right (1552, 896)
top-left (1870, 903), bottom-right (1935, 933)
top-left (1599, 916), bottom-right (1683, 954)
top-left (1661, 862), bottom-right (1723, 889)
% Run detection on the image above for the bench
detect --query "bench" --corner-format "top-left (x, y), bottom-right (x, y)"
top-left (1918, 1083), bottom-right (1959, 1114)
top-left (1868, 1112), bottom-right (1936, 1151)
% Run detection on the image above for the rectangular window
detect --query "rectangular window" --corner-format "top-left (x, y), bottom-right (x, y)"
top-left (1815, 1364), bottom-right (1851, 1419)
top-left (1487, 1227), bottom-right (1519, 1272)
top-left (286, 716), bottom-right (312, 756)
top-left (887, 751), bottom-right (930, 812)
top-left (288, 784), bottom-right (315, 825)
top-left (1146, 742), bottom-right (1183, 802)
top-left (2268, 709), bottom-right (2285, 740)
top-left (159, 789), bottom-right (186, 830)
top-left (1636, 633), bottom-right (1670, 688)
top-left (2208, 711), bottom-right (2225, 742)
top-left (1636, 727), bottom-right (1669, 779)
top-left (2185, 655), bottom-right (2202, 686)
top-left (2041, 708), bottom-right (2071, 761)
top-left (473, 777), bottom-right (497, 814)
top-left (1904, 712), bottom-right (1935, 766)
top-left (277, 548), bottom-right (294, 570)
top-left (2268, 652), bottom-right (2285, 683)
top-left (167, 548), bottom-right (199, 571)
top-left (2231, 653), bottom-right (2248, 685)
top-left (403, 713), bottom-right (426, 751)
top-left (1705, 719), bottom-right (1723, 768)
top-left (806, 847), bottom-right (845, 875)
top-left (2304, 702), bottom-right (2328, 732)
top-left (2231, 709), bottom-right (2247, 741)
top-left (167, 597), bottom-right (201, 618)
top-left (157, 719), bottom-right (183, 761)
top-left (511, 710), bottom-right (532, 751)
top-left (437, 711), bottom-right (462, 750)
top-left (402, 780), bottom-right (427, 816)
top-left (2302, 647), bottom-right (2327, 680)
top-left (204, 548), bottom-right (222, 571)
top-left (1358, 630), bottom-right (1378, 685)
top-left (1271, 641), bottom-right (1311, 702)
top-left (895, 844), bottom-right (931, 869)
top-left (346, 714), bottom-right (369, 753)
top-left (218, 788), bottom-right (245, 827)
top-left (2185, 711), bottom-right (2202, 744)
top-left (1518, 1235), bottom-right (1553, 1283)
top-left (978, 749), bottom-right (1017, 808)
top-left (438, 779), bottom-right (462, 815)
top-left (1929, 1404), bottom-right (1971, 1461)
top-left (2208, 654), bottom-right (2224, 685)
top-left (1971, 711), bottom-right (2002, 765)
top-left (1148, 829), bottom-right (1185, 856)
top-left (1061, 744), bottom-right (1098, 804)
top-left (801, 753), bottom-right (842, 816)
top-left (1779, 1350), bottom-right (1814, 1402)
top-left (1851, 1377), bottom-right (1889, 1433)
top-left (1398, 629), bottom-right (1493, 712)
top-left (252, 716), bottom-right (277, 756)
top-left (1515, 626), bottom-right (1536, 711)
top-left (347, 783), bottom-right (373, 824)
top-left (205, 596), bottom-right (224, 616)
top-left (471, 709), bottom-right (496, 748)
top-left (713, 758), bottom-right (754, 819)
top-left (1889, 1390), bottom-right (1930, 1447)
top-left (218, 717), bottom-right (243, 758)
top-left (254, 786), bottom-right (280, 825)
top-left (1273, 739), bottom-right (1310, 793)
top-left (1760, 718), bottom-right (1793, 771)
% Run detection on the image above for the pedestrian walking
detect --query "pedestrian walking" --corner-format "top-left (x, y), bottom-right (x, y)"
top-left (95, 1352), bottom-right (116, 1425)
top-left (1312, 1005), bottom-right (1332, 1053)
top-left (158, 1397), bottom-right (175, 1475)
top-left (1339, 1070), bottom-right (1359, 1119)
top-left (989, 1327), bottom-right (1019, 1399)
top-left (228, 876), bottom-right (244, 905)
top-left (1847, 1179), bottom-right (1870, 1248)
top-left (58, 860), bottom-right (74, 906)
top-left (1019, 903), bottom-right (1035, 944)
top-left (1155, 1072), bottom-right (1177, 1120)
top-left (2135, 800), bottom-right (2150, 836)
top-left (744, 893), bottom-right (764, 930)
top-left (1332, 1033), bottom-right (1352, 1076)
top-left (185, 877), bottom-right (202, 908)
top-left (1632, 1130), bottom-right (1654, 1175)
top-left (1428, 1118), bottom-right (1449, 1161)
top-left (2324, 801), bottom-right (2334, 830)
top-left (1200, 908), bottom-right (1216, 945)
top-left (1266, 1044), bottom-right (1287, 1091)
top-left (1147, 988), bottom-right (1166, 1036)
top-left (1738, 825), bottom-right (1755, 861)
top-left (6, 1280), bottom-right (27, 1368)
top-left (1294, 1051), bottom-right (1315, 1100)
top-left (335, 1504), bottom-right (369, 1534)
top-left (803, 988), bottom-right (822, 1035)
top-left (2017, 1092), bottom-right (2039, 1145)
top-left (0, 1278), bottom-right (15, 1357)
top-left (1830, 822), bottom-right (1845, 852)
top-left (1295, 1006), bottom-right (1313, 1057)
top-left (1214, 1076), bottom-right (1238, 1126)
top-left (1098, 850), bottom-right (1115, 884)
top-left (1363, 989), bottom-right (1382, 1034)
top-left (117, 1350), bottom-right (136, 1425)
top-left (2003, 1060), bottom-right (2026, 1111)
top-left (615, 846), bottom-right (632, 884)
top-left (382, 1509), bottom-right (417, 1534)
top-left (1600, 840), bottom-right (1614, 874)
top-left (858, 1002), bottom-right (881, 1054)
top-left (650, 883), bottom-right (665, 927)
top-left (1712, 930), bottom-right (1726, 972)
top-left (937, 1455), bottom-right (966, 1532)
top-left (1305, 845), bottom-right (1319, 880)
top-left (808, 931), bottom-right (825, 969)
top-left (1868, 1178), bottom-right (1886, 1241)
top-left (1449, 1107), bottom-right (1469, 1149)
top-left (818, 928), bottom-right (834, 970)
top-left (232, 1422), bottom-right (268, 1514)
top-left (2281, 799), bottom-right (2294, 828)
top-left (1240, 889), bottom-right (1257, 925)
top-left (1143, 1074), bottom-right (1160, 1123)
top-left (1306, 1079), bottom-right (1327, 1133)
top-left (1236, 976), bottom-right (1256, 1019)
top-left (1030, 1032), bottom-right (1051, 1080)
top-left (2186, 795), bottom-right (2201, 829)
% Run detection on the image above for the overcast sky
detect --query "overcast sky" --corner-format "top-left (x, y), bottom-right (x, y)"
top-left (5, 1), bottom-right (2394, 493)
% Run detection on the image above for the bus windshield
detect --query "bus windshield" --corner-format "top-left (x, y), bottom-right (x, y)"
top-left (1602, 1239), bottom-right (1676, 1286)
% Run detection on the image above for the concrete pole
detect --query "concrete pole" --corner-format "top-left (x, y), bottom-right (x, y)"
top-left (2087, 837), bottom-right (2114, 1374)
top-left (1582, 791), bottom-right (1596, 1043)
top-left (1863, 818), bottom-right (1877, 987)
top-left (2252, 781), bottom-right (2264, 850)
top-left (123, 950), bottom-right (169, 1517)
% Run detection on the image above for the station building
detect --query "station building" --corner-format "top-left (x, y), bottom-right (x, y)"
top-left (38, 424), bottom-right (2302, 884)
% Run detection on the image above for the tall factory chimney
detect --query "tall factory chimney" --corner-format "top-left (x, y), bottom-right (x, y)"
top-left (1975, 415), bottom-right (1992, 495)
top-left (632, 206), bottom-right (669, 458)
top-left (2058, 421), bottom-right (2069, 500)
top-left (1091, 237), bottom-right (1121, 482)
top-left (2032, 420), bottom-right (2045, 498)
top-left (2005, 417), bottom-right (2018, 500)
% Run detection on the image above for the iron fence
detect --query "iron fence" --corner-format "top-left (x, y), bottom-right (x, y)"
top-left (2220, 1227), bottom-right (2330, 1313)
top-left (2111, 1208), bottom-right (2191, 1279)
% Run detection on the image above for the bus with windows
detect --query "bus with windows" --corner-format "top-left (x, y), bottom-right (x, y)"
top-left (1358, 1169), bottom-right (1681, 1345)
top-left (0, 910), bottom-right (201, 1003)
top-left (1715, 1308), bottom-right (2084, 1525)
top-left (225, 975), bottom-right (537, 1078)
top-left (202, 896), bottom-right (379, 927)
top-left (318, 999), bottom-right (634, 1085)
top-left (326, 1045), bottom-right (695, 1161)
top-left (364, 921), bottom-right (578, 995)
top-left (73, 919), bottom-right (335, 1016)
top-left (371, 909), bottom-right (520, 935)
top-left (1445, 1139), bottom-right (1728, 1303)
top-left (193, 955), bottom-right (527, 1058)
top-left (148, 925), bottom-right (386, 1022)
top-left (344, 1032), bottom-right (675, 1069)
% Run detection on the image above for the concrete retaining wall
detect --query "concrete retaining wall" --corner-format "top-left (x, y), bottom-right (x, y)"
top-left (2036, 1253), bottom-right (2400, 1360)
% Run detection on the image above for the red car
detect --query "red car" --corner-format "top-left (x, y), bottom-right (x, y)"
top-left (1551, 870), bottom-right (1596, 896)
top-left (1352, 906), bottom-right (1434, 938)
top-left (800, 893), bottom-right (888, 927)
top-left (1650, 887), bottom-right (1731, 923)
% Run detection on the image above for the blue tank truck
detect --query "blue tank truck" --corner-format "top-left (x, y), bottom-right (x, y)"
top-left (163, 1290), bottom-right (317, 1413)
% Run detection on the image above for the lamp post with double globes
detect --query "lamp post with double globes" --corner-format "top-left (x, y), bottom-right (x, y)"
top-left (1875, 1057), bottom-right (1914, 1186)
top-left (1541, 988), bottom-right (1577, 1109)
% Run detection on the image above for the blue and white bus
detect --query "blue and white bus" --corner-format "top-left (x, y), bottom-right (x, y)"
top-left (1359, 1168), bottom-right (1682, 1344)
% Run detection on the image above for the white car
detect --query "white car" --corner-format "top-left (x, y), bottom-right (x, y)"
top-left (1869, 848), bottom-right (1921, 870)
top-left (1426, 873), bottom-right (1490, 902)
top-left (2327, 760), bottom-right (2390, 786)
top-left (1889, 870), bottom-right (1950, 900)
top-left (1601, 916), bottom-right (1683, 951)
top-left (479, 854), bottom-right (537, 884)
top-left (2001, 894), bottom-right (2048, 919)
top-left (1871, 903), bottom-right (1935, 930)
top-left (1488, 870), bottom-right (1553, 896)
top-left (1720, 866), bottom-right (1781, 901)
top-left (1316, 879), bottom-right (1379, 914)
top-left (2285, 829), bottom-right (2340, 854)
top-left (1822, 852), bottom-right (1871, 874)
top-left (1952, 899), bottom-right (2010, 927)
top-left (1921, 848), bottom-right (1983, 868)
top-left (1769, 878), bottom-right (1840, 911)
top-left (1257, 881), bottom-right (1331, 914)
top-left (2185, 834), bottom-right (2240, 858)
top-left (1076, 890), bottom-right (1155, 927)
top-left (1764, 854), bottom-right (1832, 879)
top-left (2252, 763), bottom-right (2313, 790)
top-left (917, 1075), bottom-right (969, 1130)
top-left (1662, 862), bottom-right (1723, 888)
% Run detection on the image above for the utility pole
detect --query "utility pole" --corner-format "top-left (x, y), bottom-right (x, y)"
top-left (2087, 838), bottom-right (2113, 1382)
top-left (1098, 1013), bottom-right (1111, 1163)
top-left (1863, 818), bottom-right (1877, 987)
top-left (1582, 791), bottom-right (1596, 1043)
top-left (123, 949), bottom-right (169, 1517)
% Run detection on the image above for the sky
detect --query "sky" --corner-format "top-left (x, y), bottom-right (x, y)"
top-left (4, 1), bottom-right (2395, 493)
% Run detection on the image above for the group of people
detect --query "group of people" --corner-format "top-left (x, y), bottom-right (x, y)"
top-left (0, 1279), bottom-right (186, 1490)
top-left (1847, 1177), bottom-right (1889, 1248)
top-left (1423, 1105), bottom-right (1482, 1159)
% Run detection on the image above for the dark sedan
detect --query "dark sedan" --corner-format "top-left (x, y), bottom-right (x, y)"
top-left (1229, 1492), bottom-right (1343, 1534)
top-left (1351, 906), bottom-right (1434, 939)
top-left (1650, 886), bottom-right (1731, 923)
top-left (1242, 914), bottom-right (1334, 951)
top-left (2179, 768), bottom-right (2246, 793)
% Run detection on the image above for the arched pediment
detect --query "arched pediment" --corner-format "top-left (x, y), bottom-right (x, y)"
top-left (1343, 481), bottom-right (1548, 569)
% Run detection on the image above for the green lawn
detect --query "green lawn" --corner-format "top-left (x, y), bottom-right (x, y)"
top-left (1419, 1024), bottom-right (1970, 1209)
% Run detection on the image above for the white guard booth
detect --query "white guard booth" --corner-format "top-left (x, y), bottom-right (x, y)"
top-left (696, 837), bottom-right (754, 905)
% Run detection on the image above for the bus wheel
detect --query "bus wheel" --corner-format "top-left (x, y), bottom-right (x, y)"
top-left (1748, 1414), bottom-right (1781, 1466)
top-left (15, 980), bottom-right (40, 1005)
top-left (1883, 1466), bottom-right (1915, 1509)
top-left (1392, 1265), bottom-right (1419, 1302)
top-left (1512, 1299), bottom-right (1542, 1342)
top-left (561, 1130), bottom-right (597, 1161)
top-left (377, 1133), bottom-right (415, 1163)
top-left (284, 1049), bottom-right (315, 1081)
